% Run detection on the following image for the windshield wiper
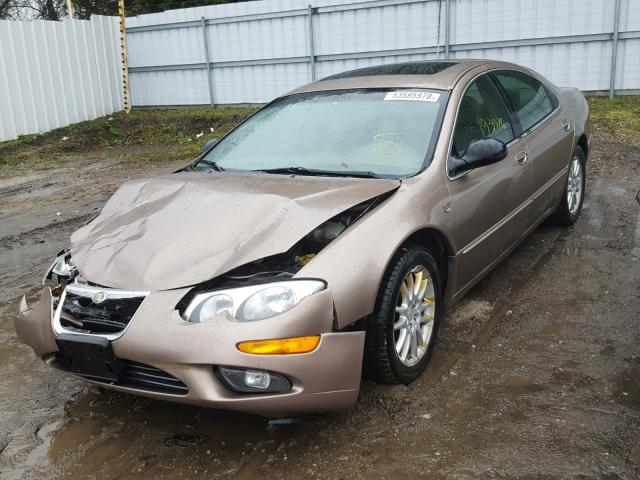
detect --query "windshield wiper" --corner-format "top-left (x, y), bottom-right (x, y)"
top-left (255, 166), bottom-right (381, 178)
top-left (192, 160), bottom-right (225, 172)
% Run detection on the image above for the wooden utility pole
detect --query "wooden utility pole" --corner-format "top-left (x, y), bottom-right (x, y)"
top-left (118, 0), bottom-right (131, 113)
top-left (65, 0), bottom-right (73, 18)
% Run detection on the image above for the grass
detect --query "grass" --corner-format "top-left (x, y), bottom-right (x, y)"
top-left (587, 96), bottom-right (640, 144)
top-left (1, 97), bottom-right (638, 172)
top-left (0, 107), bottom-right (257, 170)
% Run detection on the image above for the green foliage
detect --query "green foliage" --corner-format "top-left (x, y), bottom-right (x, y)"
top-left (587, 96), bottom-right (640, 144)
top-left (105, 125), bottom-right (119, 136)
top-left (176, 131), bottom-right (193, 144)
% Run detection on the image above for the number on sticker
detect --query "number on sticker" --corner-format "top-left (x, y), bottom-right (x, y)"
top-left (384, 91), bottom-right (440, 102)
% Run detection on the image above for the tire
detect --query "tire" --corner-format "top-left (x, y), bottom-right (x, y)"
top-left (550, 146), bottom-right (586, 226)
top-left (364, 246), bottom-right (442, 384)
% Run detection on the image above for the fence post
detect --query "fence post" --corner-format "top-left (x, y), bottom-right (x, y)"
top-left (202, 16), bottom-right (215, 106)
top-left (118, 0), bottom-right (131, 113)
top-left (609, 0), bottom-right (621, 99)
top-left (444, 0), bottom-right (450, 58)
top-left (308, 4), bottom-right (316, 81)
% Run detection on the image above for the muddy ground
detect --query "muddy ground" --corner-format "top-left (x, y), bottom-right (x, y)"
top-left (0, 104), bottom-right (639, 479)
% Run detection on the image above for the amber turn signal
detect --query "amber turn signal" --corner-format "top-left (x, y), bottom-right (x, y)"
top-left (237, 335), bottom-right (321, 355)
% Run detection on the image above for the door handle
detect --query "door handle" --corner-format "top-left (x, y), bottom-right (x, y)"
top-left (562, 119), bottom-right (571, 131)
top-left (515, 151), bottom-right (528, 165)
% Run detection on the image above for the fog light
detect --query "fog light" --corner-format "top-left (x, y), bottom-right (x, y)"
top-left (217, 367), bottom-right (291, 394)
top-left (245, 370), bottom-right (270, 389)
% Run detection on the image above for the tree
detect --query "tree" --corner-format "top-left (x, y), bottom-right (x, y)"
top-left (0, 0), bottom-right (238, 20)
top-left (72, 0), bottom-right (118, 19)
top-left (0, 0), bottom-right (11, 18)
top-left (125, 1), bottom-right (235, 17)
top-left (0, 0), bottom-right (65, 20)
top-left (0, 0), bottom-right (28, 19)
top-left (40, 0), bottom-right (61, 20)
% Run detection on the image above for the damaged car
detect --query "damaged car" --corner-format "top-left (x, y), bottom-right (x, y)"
top-left (15, 60), bottom-right (590, 416)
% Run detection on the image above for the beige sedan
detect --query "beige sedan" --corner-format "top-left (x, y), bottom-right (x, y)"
top-left (16, 59), bottom-right (589, 416)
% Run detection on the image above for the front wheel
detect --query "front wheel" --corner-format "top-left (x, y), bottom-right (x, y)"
top-left (364, 247), bottom-right (442, 384)
top-left (551, 146), bottom-right (586, 225)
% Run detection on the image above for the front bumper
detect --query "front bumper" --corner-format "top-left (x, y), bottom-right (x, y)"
top-left (15, 286), bottom-right (365, 417)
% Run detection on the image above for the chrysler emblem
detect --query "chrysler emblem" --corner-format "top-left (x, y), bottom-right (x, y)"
top-left (92, 291), bottom-right (108, 304)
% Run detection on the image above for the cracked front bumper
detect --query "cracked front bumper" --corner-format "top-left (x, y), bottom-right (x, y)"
top-left (15, 286), bottom-right (365, 417)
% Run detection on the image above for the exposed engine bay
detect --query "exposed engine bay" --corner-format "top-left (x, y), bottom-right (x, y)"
top-left (183, 191), bottom-right (393, 296)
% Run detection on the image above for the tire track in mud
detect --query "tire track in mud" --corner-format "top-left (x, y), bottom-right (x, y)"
top-left (444, 174), bottom-right (626, 373)
top-left (416, 174), bottom-right (613, 398)
top-left (0, 212), bottom-right (95, 250)
top-left (413, 226), bottom-right (563, 396)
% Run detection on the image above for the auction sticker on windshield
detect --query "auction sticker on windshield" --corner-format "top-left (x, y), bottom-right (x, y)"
top-left (384, 91), bottom-right (441, 102)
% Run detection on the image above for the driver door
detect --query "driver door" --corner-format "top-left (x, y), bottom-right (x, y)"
top-left (445, 73), bottom-right (532, 294)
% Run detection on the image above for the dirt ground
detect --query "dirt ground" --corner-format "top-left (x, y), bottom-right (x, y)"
top-left (0, 101), bottom-right (639, 479)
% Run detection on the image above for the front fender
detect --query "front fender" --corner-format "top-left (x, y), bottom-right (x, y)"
top-left (295, 177), bottom-right (455, 329)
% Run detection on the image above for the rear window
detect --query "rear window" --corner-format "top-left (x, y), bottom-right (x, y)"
top-left (322, 62), bottom-right (457, 80)
top-left (493, 70), bottom-right (557, 132)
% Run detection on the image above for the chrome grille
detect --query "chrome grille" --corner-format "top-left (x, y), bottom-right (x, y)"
top-left (54, 284), bottom-right (149, 339)
top-left (60, 292), bottom-right (143, 334)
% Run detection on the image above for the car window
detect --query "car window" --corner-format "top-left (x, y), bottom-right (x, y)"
top-left (452, 75), bottom-right (515, 158)
top-left (493, 70), bottom-right (556, 132)
top-left (198, 89), bottom-right (448, 178)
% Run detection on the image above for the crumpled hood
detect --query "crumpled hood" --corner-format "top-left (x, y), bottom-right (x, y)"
top-left (70, 172), bottom-right (400, 290)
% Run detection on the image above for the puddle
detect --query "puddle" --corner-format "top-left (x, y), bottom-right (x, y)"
top-left (1, 419), bottom-right (62, 480)
top-left (38, 390), bottom-right (316, 479)
top-left (0, 174), bottom-right (46, 193)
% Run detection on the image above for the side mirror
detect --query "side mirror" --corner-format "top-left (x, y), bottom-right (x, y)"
top-left (449, 138), bottom-right (508, 177)
top-left (202, 138), bottom-right (218, 154)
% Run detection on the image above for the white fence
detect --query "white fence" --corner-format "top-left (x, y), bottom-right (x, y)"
top-left (0, 16), bottom-right (123, 142)
top-left (1, 0), bottom-right (638, 142)
top-left (125, 0), bottom-right (640, 107)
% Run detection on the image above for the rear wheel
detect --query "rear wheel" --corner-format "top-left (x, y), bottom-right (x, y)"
top-left (364, 247), bottom-right (442, 384)
top-left (551, 146), bottom-right (586, 225)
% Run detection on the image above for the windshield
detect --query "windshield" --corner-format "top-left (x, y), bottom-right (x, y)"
top-left (197, 89), bottom-right (448, 177)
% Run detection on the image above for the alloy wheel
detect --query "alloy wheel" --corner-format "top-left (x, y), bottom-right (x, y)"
top-left (393, 265), bottom-right (436, 366)
top-left (567, 155), bottom-right (583, 215)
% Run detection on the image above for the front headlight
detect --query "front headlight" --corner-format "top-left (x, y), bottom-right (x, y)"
top-left (182, 280), bottom-right (326, 323)
top-left (43, 250), bottom-right (77, 285)
top-left (52, 254), bottom-right (76, 277)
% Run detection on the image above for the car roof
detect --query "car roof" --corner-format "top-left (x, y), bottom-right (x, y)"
top-left (287, 59), bottom-right (499, 96)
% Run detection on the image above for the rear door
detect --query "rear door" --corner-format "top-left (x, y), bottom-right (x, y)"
top-left (491, 70), bottom-right (574, 223)
top-left (445, 73), bottom-right (531, 293)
